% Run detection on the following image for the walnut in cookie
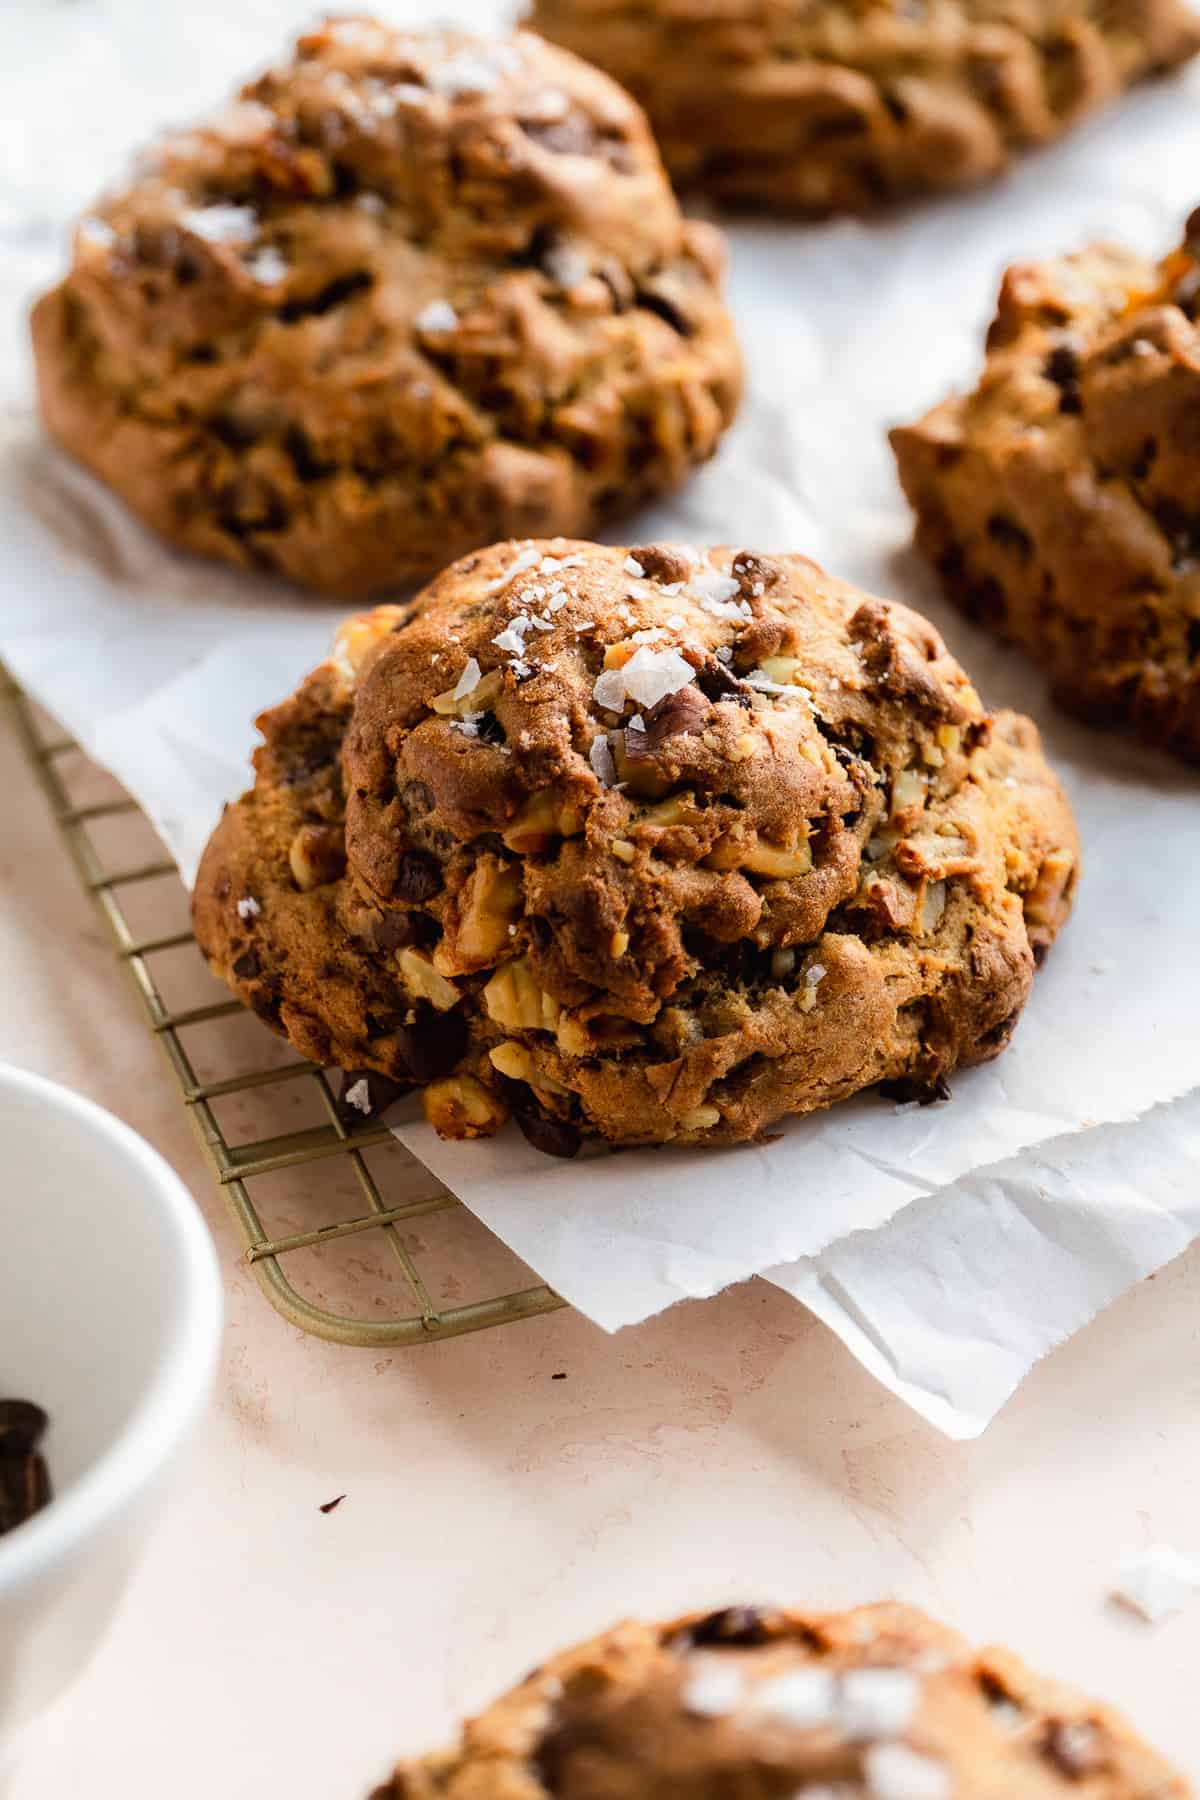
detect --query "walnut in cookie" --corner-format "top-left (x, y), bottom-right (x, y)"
top-left (193, 537), bottom-right (1077, 1155)
top-left (528, 0), bottom-right (1200, 215)
top-left (369, 1602), bottom-right (1188, 1797)
top-left (31, 19), bottom-right (741, 597)
top-left (893, 210), bottom-right (1200, 762)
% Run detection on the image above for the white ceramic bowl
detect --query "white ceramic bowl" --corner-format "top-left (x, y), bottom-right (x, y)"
top-left (0, 1064), bottom-right (222, 1742)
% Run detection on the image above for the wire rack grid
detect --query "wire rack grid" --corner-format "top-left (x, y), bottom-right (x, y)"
top-left (3, 664), bottom-right (566, 1349)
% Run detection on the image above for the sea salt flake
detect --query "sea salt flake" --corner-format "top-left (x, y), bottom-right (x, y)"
top-left (182, 202), bottom-right (257, 243)
top-left (592, 669), bottom-right (628, 711)
top-left (1112, 1544), bottom-right (1200, 1623)
top-left (246, 245), bottom-right (288, 285)
top-left (623, 555), bottom-right (646, 578)
top-left (749, 1667), bottom-right (835, 1728)
top-left (689, 567), bottom-right (742, 614)
top-left (838, 1668), bottom-right (918, 1740)
top-left (510, 659), bottom-right (532, 679)
top-left (715, 646), bottom-right (734, 664)
top-left (805, 963), bottom-right (827, 987)
top-left (357, 192), bottom-right (388, 215)
top-left (452, 657), bottom-right (483, 701)
top-left (630, 627), bottom-right (665, 644)
top-left (343, 1078), bottom-right (372, 1116)
top-left (428, 46), bottom-right (515, 96)
top-left (627, 714), bottom-right (646, 733)
top-left (236, 895), bottom-right (261, 921)
top-left (78, 216), bottom-right (116, 249)
top-left (620, 646), bottom-right (697, 710)
top-left (864, 1745), bottom-right (951, 1800)
top-left (681, 1662), bottom-right (746, 1718)
top-left (493, 621), bottom-right (532, 655)
top-left (544, 244), bottom-right (590, 289)
top-left (575, 620), bottom-right (596, 633)
top-left (450, 717), bottom-right (480, 737)
top-left (530, 615), bottom-right (555, 632)
top-left (484, 546), bottom-right (540, 594)
top-left (416, 299), bottom-right (458, 333)
top-left (589, 734), bottom-right (617, 786)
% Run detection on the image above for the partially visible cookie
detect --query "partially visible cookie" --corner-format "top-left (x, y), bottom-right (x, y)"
top-left (892, 213), bottom-right (1200, 762)
top-left (369, 1602), bottom-right (1190, 1797)
top-left (528, 0), bottom-right (1200, 213)
top-left (31, 18), bottom-right (741, 597)
top-left (192, 536), bottom-right (1077, 1154)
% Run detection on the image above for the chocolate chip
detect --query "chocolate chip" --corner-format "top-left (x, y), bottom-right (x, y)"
top-left (394, 850), bottom-right (443, 904)
top-left (696, 660), bottom-right (751, 706)
top-left (986, 514), bottom-right (1034, 561)
top-left (395, 1005), bottom-right (467, 1084)
top-left (336, 1069), bottom-right (411, 1129)
top-left (879, 1074), bottom-right (952, 1105)
top-left (0, 1401), bottom-right (52, 1540)
top-left (682, 1606), bottom-right (773, 1648)
top-left (513, 1108), bottom-right (582, 1160)
top-left (232, 949), bottom-right (262, 981)
top-left (368, 911), bottom-right (418, 952)
top-left (0, 1400), bottom-right (48, 1456)
top-left (474, 711), bottom-right (506, 746)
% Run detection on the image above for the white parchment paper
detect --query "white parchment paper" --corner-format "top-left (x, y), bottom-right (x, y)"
top-left (2, 0), bottom-right (1199, 1435)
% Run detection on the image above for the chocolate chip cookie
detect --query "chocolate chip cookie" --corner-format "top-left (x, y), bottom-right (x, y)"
top-left (369, 1602), bottom-right (1188, 1797)
top-left (31, 19), bottom-right (741, 598)
top-left (527, 0), bottom-right (1200, 213)
top-left (192, 537), bottom-right (1077, 1154)
top-left (892, 212), bottom-right (1200, 761)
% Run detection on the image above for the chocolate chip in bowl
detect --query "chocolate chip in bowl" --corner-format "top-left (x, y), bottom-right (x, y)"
top-left (0, 1401), bottom-right (52, 1540)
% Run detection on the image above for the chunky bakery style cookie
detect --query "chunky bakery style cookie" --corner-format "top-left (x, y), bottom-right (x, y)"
top-left (892, 213), bottom-right (1200, 761)
top-left (31, 20), bottom-right (741, 597)
top-left (528, 0), bottom-right (1200, 213)
top-left (369, 1602), bottom-right (1189, 1797)
top-left (193, 538), bottom-right (1077, 1153)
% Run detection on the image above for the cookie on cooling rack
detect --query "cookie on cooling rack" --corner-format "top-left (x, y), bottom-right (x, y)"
top-left (31, 18), bottom-right (741, 598)
top-left (892, 210), bottom-right (1200, 762)
top-left (192, 536), bottom-right (1077, 1155)
top-left (527, 0), bottom-right (1200, 213)
top-left (369, 1601), bottom-right (1188, 1796)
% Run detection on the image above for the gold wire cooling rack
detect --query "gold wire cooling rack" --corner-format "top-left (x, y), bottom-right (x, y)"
top-left (3, 664), bottom-right (565, 1348)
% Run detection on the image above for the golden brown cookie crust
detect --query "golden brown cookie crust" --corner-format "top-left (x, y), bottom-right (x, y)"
top-left (369, 1602), bottom-right (1189, 1797)
top-left (528, 0), bottom-right (1200, 214)
top-left (892, 213), bottom-right (1200, 762)
top-left (192, 537), bottom-right (1077, 1154)
top-left (31, 19), bottom-right (741, 597)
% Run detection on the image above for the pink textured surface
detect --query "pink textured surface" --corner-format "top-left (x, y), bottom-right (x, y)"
top-left (2, 712), bottom-right (1199, 1794)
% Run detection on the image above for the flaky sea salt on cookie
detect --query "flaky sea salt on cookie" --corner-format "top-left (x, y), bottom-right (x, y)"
top-left (192, 537), bottom-right (1078, 1155)
top-left (368, 1602), bottom-right (1189, 1797)
top-left (32, 18), bottom-right (741, 597)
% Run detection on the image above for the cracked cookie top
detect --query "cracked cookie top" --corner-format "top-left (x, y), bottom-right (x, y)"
top-left (193, 537), bottom-right (1077, 1154)
top-left (31, 18), bottom-right (741, 595)
top-left (370, 1603), bottom-right (1189, 1798)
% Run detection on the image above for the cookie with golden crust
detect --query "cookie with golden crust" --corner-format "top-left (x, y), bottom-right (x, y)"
top-left (527, 0), bottom-right (1200, 214)
top-left (192, 537), bottom-right (1077, 1154)
top-left (369, 1602), bottom-right (1189, 1798)
top-left (892, 214), bottom-right (1200, 762)
top-left (31, 18), bottom-right (741, 598)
